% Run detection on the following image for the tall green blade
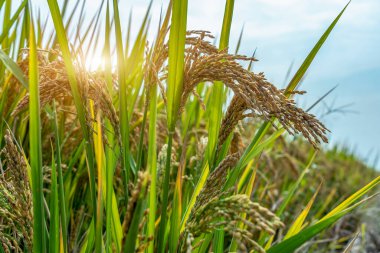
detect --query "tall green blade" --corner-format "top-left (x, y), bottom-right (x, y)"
top-left (166, 0), bottom-right (188, 130)
top-left (146, 5), bottom-right (171, 252)
top-left (207, 0), bottom-right (235, 167)
top-left (113, 0), bottom-right (131, 202)
top-left (147, 82), bottom-right (158, 253)
top-left (206, 1), bottom-right (236, 249)
top-left (0, 0), bottom-right (27, 44)
top-left (49, 153), bottom-right (59, 253)
top-left (52, 101), bottom-right (68, 253)
top-left (284, 1), bottom-right (350, 95)
top-left (29, 15), bottom-right (46, 253)
top-left (0, 48), bottom-right (28, 89)
top-left (268, 193), bottom-right (377, 253)
top-left (104, 2), bottom-right (115, 252)
top-left (158, 1), bottom-right (188, 252)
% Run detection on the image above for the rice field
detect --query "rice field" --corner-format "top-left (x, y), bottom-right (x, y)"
top-left (0, 0), bottom-right (379, 252)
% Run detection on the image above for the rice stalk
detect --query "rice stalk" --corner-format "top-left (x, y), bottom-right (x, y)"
top-left (0, 130), bottom-right (32, 252)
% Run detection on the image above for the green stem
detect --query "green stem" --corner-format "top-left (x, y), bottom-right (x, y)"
top-left (147, 84), bottom-right (158, 253)
top-left (52, 101), bottom-right (68, 253)
top-left (29, 18), bottom-right (46, 253)
top-left (136, 94), bottom-right (148, 173)
top-left (157, 131), bottom-right (174, 253)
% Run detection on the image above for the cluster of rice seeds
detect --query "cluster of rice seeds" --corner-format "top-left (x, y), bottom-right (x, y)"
top-left (13, 50), bottom-right (120, 146)
top-left (184, 150), bottom-right (283, 252)
top-left (156, 143), bottom-right (179, 197)
top-left (229, 130), bottom-right (245, 155)
top-left (185, 190), bottom-right (283, 253)
top-left (148, 30), bottom-right (327, 147)
top-left (0, 130), bottom-right (32, 252)
top-left (224, 196), bottom-right (283, 253)
top-left (177, 31), bottom-right (328, 148)
top-left (218, 95), bottom-right (249, 149)
top-left (189, 153), bottom-right (240, 215)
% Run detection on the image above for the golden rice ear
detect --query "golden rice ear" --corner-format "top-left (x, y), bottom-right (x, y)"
top-left (185, 189), bottom-right (283, 253)
top-left (190, 153), bottom-right (241, 217)
top-left (218, 95), bottom-right (248, 148)
top-left (175, 31), bottom-right (328, 148)
top-left (12, 50), bottom-right (121, 146)
top-left (229, 131), bottom-right (244, 155)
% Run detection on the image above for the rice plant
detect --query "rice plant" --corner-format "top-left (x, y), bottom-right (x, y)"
top-left (0, 0), bottom-right (379, 252)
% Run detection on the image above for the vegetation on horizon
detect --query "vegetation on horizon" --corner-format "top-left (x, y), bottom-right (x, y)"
top-left (0, 0), bottom-right (379, 252)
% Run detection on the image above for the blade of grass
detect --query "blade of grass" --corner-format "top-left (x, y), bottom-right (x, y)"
top-left (234, 24), bottom-right (244, 54)
top-left (320, 175), bottom-right (380, 221)
top-left (0, 48), bottom-right (28, 89)
top-left (93, 109), bottom-right (104, 253)
top-left (147, 4), bottom-right (171, 251)
top-left (180, 162), bottom-right (209, 233)
top-left (170, 172), bottom-right (183, 252)
top-left (157, 133), bottom-right (174, 253)
top-left (207, 0), bottom-right (235, 167)
top-left (284, 183), bottom-right (321, 239)
top-left (103, 2), bottom-right (117, 252)
top-left (0, 0), bottom-right (27, 44)
top-left (0, 0), bottom-right (11, 54)
top-left (158, 1), bottom-right (188, 252)
top-left (284, 1), bottom-right (350, 95)
top-left (15, 3), bottom-right (29, 58)
top-left (84, 0), bottom-right (105, 57)
top-left (29, 15), bottom-right (46, 253)
top-left (147, 81), bottom-right (158, 253)
top-left (267, 194), bottom-right (377, 253)
top-left (166, 0), bottom-right (188, 130)
top-left (113, 0), bottom-right (132, 203)
top-left (52, 100), bottom-right (68, 253)
top-left (213, 229), bottom-right (224, 253)
top-left (49, 152), bottom-right (59, 253)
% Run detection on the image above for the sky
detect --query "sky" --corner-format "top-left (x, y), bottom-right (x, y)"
top-left (31, 0), bottom-right (380, 168)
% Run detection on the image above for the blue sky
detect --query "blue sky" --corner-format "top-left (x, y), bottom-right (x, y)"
top-left (32, 0), bottom-right (380, 168)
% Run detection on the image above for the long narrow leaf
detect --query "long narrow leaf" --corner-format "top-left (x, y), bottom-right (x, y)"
top-left (0, 48), bottom-right (28, 89)
top-left (29, 16), bottom-right (46, 253)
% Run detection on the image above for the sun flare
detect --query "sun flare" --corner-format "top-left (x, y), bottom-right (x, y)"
top-left (84, 54), bottom-right (105, 71)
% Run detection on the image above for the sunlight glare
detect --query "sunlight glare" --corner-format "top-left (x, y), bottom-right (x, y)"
top-left (84, 54), bottom-right (105, 71)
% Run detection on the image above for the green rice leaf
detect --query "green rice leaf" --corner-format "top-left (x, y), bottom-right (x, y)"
top-left (49, 152), bottom-right (59, 253)
top-left (284, 1), bottom-right (350, 95)
top-left (0, 48), bottom-right (28, 89)
top-left (29, 15), bottom-right (46, 253)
